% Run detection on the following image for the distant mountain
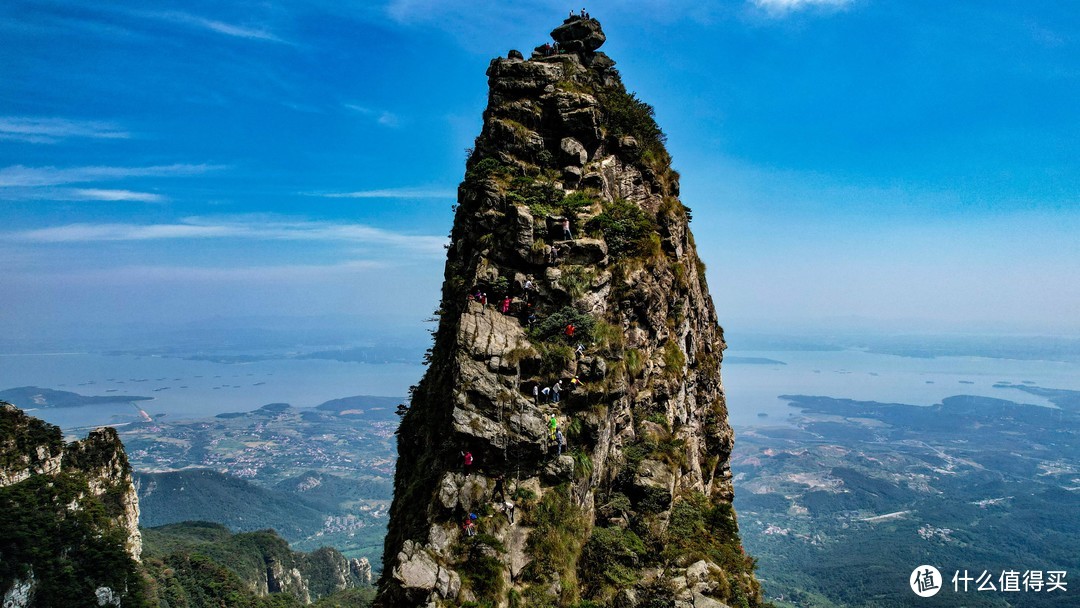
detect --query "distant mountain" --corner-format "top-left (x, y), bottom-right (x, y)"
top-left (0, 385), bottom-right (151, 408)
top-left (142, 521), bottom-right (373, 606)
top-left (135, 469), bottom-right (327, 541)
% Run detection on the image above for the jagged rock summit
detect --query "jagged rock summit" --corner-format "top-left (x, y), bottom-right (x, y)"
top-left (550, 15), bottom-right (606, 52)
top-left (377, 15), bottom-right (764, 608)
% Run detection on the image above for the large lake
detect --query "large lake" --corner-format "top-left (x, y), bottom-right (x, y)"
top-left (2, 347), bottom-right (1077, 432)
top-left (0, 353), bottom-right (423, 431)
top-left (722, 348), bottom-right (1079, 428)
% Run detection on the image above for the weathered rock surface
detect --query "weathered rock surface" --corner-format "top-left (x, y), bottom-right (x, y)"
top-left (376, 15), bottom-right (762, 608)
top-left (1, 402), bottom-right (145, 604)
top-left (551, 17), bottom-right (607, 52)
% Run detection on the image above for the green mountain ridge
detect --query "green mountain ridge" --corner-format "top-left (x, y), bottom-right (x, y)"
top-left (142, 521), bottom-right (373, 607)
top-left (136, 469), bottom-right (328, 540)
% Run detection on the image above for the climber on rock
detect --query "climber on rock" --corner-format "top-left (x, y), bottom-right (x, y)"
top-left (493, 473), bottom-right (506, 502)
top-left (541, 385), bottom-right (552, 402)
top-left (552, 380), bottom-right (563, 403)
top-left (501, 296), bottom-right (512, 314)
top-left (555, 428), bottom-right (566, 457)
top-left (462, 450), bottom-right (474, 475)
top-left (532, 383), bottom-right (540, 405)
top-left (565, 323), bottom-right (575, 338)
top-left (562, 217), bottom-right (573, 240)
top-left (549, 413), bottom-right (558, 440)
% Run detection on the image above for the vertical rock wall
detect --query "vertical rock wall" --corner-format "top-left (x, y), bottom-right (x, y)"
top-left (377, 16), bottom-right (763, 608)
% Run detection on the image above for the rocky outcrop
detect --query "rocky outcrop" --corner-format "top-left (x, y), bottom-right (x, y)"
top-left (551, 16), bottom-right (606, 53)
top-left (65, 425), bottom-right (143, 560)
top-left (0, 403), bottom-right (64, 486)
top-left (351, 557), bottom-right (373, 586)
top-left (376, 15), bottom-right (762, 608)
top-left (1, 402), bottom-right (147, 604)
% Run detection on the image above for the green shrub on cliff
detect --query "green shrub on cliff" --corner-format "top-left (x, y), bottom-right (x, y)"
top-left (531, 305), bottom-right (596, 344)
top-left (579, 526), bottom-right (647, 597)
top-left (465, 158), bottom-right (513, 186)
top-left (585, 198), bottom-right (657, 259)
top-left (662, 493), bottom-right (762, 605)
top-left (521, 486), bottom-right (588, 603)
top-left (598, 88), bottom-right (667, 159)
top-left (456, 535), bottom-right (505, 603)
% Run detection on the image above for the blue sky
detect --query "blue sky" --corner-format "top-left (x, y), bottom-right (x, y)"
top-left (2, 0), bottom-right (1078, 350)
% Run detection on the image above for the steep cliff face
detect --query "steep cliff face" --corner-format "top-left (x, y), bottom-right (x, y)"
top-left (378, 16), bottom-right (763, 608)
top-left (0, 402), bottom-right (147, 607)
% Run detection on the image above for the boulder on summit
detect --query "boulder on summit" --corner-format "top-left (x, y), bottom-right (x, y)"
top-left (551, 17), bottom-right (606, 52)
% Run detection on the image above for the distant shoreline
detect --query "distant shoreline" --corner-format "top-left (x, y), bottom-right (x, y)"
top-left (726, 356), bottom-right (787, 365)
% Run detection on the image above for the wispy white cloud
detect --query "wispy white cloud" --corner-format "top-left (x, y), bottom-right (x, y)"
top-left (0, 116), bottom-right (130, 144)
top-left (310, 186), bottom-right (455, 199)
top-left (344, 104), bottom-right (401, 128)
top-left (0, 256), bottom-right (391, 287)
top-left (69, 189), bottom-right (166, 202)
top-left (750, 0), bottom-right (855, 16)
top-left (0, 164), bottom-right (222, 188)
top-left (9, 217), bottom-right (448, 255)
top-left (137, 10), bottom-right (287, 43)
top-left (0, 188), bottom-right (166, 203)
top-left (13, 223), bottom-right (233, 242)
top-left (39, 260), bottom-right (387, 284)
